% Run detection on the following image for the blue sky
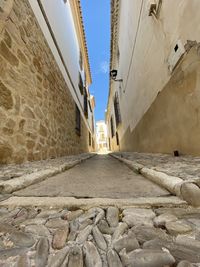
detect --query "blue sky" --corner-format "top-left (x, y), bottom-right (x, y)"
top-left (81, 0), bottom-right (110, 122)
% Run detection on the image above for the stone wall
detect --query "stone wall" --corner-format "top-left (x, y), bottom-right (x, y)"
top-left (0, 0), bottom-right (90, 164)
top-left (119, 45), bottom-right (200, 156)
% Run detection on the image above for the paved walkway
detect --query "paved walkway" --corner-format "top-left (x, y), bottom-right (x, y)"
top-left (0, 153), bottom-right (92, 181)
top-left (14, 154), bottom-right (169, 198)
top-left (1, 205), bottom-right (200, 266)
top-left (0, 154), bottom-right (199, 266)
top-left (113, 152), bottom-right (200, 181)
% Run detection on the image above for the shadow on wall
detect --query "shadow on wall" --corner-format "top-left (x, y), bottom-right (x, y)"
top-left (120, 45), bottom-right (200, 156)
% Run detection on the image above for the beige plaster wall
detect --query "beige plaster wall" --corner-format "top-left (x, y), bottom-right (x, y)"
top-left (108, 0), bottom-right (200, 155)
top-left (120, 46), bottom-right (200, 155)
top-left (0, 0), bottom-right (91, 164)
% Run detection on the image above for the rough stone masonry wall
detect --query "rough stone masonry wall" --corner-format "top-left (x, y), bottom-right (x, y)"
top-left (0, 0), bottom-right (89, 164)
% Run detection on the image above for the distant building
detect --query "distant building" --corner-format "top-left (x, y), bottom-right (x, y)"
top-left (107, 0), bottom-right (200, 155)
top-left (96, 121), bottom-right (108, 152)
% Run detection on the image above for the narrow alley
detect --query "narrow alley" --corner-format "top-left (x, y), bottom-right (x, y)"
top-left (13, 155), bottom-right (169, 198)
top-left (1, 0), bottom-right (200, 266)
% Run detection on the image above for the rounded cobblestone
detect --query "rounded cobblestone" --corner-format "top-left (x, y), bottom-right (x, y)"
top-left (0, 206), bottom-right (198, 265)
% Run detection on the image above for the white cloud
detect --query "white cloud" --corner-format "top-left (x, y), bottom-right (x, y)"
top-left (100, 61), bottom-right (109, 74)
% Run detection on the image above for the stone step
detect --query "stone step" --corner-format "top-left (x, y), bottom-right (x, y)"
top-left (0, 196), bottom-right (187, 209)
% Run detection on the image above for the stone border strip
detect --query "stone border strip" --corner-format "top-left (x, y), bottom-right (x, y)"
top-left (0, 153), bottom-right (96, 194)
top-left (110, 153), bottom-right (200, 207)
top-left (0, 196), bottom-right (187, 209)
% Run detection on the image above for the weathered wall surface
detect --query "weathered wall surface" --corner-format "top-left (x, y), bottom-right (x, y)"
top-left (0, 0), bottom-right (90, 164)
top-left (108, 0), bottom-right (200, 155)
top-left (120, 46), bottom-right (200, 155)
top-left (118, 0), bottom-right (200, 135)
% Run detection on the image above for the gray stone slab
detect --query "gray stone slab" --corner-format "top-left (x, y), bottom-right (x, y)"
top-left (13, 155), bottom-right (169, 199)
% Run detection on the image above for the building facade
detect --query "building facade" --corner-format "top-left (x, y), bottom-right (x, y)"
top-left (0, 0), bottom-right (95, 164)
top-left (96, 121), bottom-right (108, 152)
top-left (106, 0), bottom-right (200, 155)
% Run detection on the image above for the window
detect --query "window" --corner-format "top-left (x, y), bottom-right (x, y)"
top-left (84, 90), bottom-right (88, 118)
top-left (84, 71), bottom-right (86, 87)
top-left (78, 72), bottom-right (84, 95)
top-left (79, 50), bottom-right (83, 71)
top-left (114, 92), bottom-right (121, 127)
top-left (99, 125), bottom-right (104, 132)
top-left (110, 116), bottom-right (114, 138)
top-left (89, 132), bottom-right (91, 146)
top-left (88, 100), bottom-right (92, 113)
top-left (116, 131), bottom-right (119, 146)
top-left (92, 114), bottom-right (94, 133)
top-left (92, 138), bottom-right (94, 148)
top-left (75, 104), bottom-right (81, 136)
top-left (100, 133), bottom-right (105, 141)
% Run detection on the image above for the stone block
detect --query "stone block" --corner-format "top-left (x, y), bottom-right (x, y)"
top-left (6, 118), bottom-right (15, 129)
top-left (52, 229), bottom-right (69, 250)
top-left (26, 140), bottom-right (35, 150)
top-left (180, 182), bottom-right (200, 207)
top-left (120, 248), bottom-right (175, 267)
top-left (17, 49), bottom-right (27, 65)
top-left (4, 30), bottom-right (12, 48)
top-left (0, 0), bottom-right (14, 32)
top-left (13, 149), bottom-right (27, 164)
top-left (14, 95), bottom-right (20, 114)
top-left (0, 141), bottom-right (13, 163)
top-left (0, 80), bottom-right (13, 110)
top-left (33, 56), bottom-right (42, 73)
top-left (153, 213), bottom-right (178, 227)
top-left (19, 26), bottom-right (27, 43)
top-left (165, 221), bottom-right (192, 236)
top-left (0, 41), bottom-right (19, 66)
top-left (106, 207), bottom-right (119, 227)
top-left (0, 110), bottom-right (7, 124)
top-left (177, 261), bottom-right (193, 267)
top-left (2, 127), bottom-right (13, 135)
top-left (15, 134), bottom-right (25, 146)
top-left (18, 119), bottom-right (25, 131)
top-left (39, 124), bottom-right (48, 138)
top-left (22, 107), bottom-right (35, 119)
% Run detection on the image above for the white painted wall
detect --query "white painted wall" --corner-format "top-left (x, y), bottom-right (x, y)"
top-left (108, 0), bottom-right (200, 146)
top-left (40, 0), bottom-right (84, 104)
top-left (28, 0), bottom-right (94, 133)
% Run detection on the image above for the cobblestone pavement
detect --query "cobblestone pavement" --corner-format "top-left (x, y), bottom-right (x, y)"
top-left (0, 153), bottom-right (93, 181)
top-left (13, 155), bottom-right (169, 198)
top-left (1, 205), bottom-right (200, 266)
top-left (0, 154), bottom-right (200, 266)
top-left (113, 152), bottom-right (200, 181)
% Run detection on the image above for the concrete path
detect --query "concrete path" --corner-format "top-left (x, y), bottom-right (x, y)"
top-left (14, 155), bottom-right (169, 198)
